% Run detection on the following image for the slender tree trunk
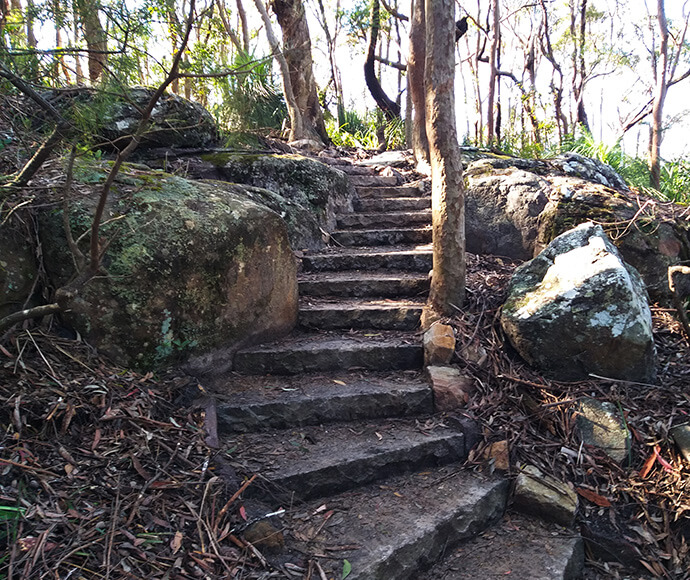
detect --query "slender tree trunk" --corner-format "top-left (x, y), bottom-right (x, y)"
top-left (316, 0), bottom-right (344, 123)
top-left (486, 0), bottom-right (500, 145)
top-left (650, 0), bottom-right (668, 190)
top-left (424, 0), bottom-right (465, 319)
top-left (365, 0), bottom-right (401, 120)
top-left (75, 0), bottom-right (107, 82)
top-left (236, 0), bottom-right (250, 52)
top-left (253, 0), bottom-right (304, 141)
top-left (408, 0), bottom-right (429, 168)
top-left (271, 0), bottom-right (329, 144)
top-left (570, 0), bottom-right (590, 132)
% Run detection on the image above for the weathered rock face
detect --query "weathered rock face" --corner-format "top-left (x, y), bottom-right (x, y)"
top-left (40, 162), bottom-right (297, 372)
top-left (0, 214), bottom-right (38, 319)
top-left (500, 222), bottom-right (656, 382)
top-left (197, 153), bottom-right (356, 249)
top-left (576, 398), bottom-right (631, 463)
top-left (463, 151), bottom-right (690, 301)
top-left (38, 87), bottom-right (219, 149)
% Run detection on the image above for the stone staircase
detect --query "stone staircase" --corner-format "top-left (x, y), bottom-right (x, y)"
top-left (204, 159), bottom-right (583, 579)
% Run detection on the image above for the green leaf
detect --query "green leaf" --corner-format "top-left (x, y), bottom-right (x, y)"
top-left (342, 559), bottom-right (352, 579)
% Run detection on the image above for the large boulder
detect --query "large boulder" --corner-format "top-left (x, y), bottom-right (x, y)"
top-left (40, 161), bottom-right (297, 372)
top-left (194, 153), bottom-right (356, 249)
top-left (0, 213), bottom-right (38, 319)
top-left (463, 151), bottom-right (690, 301)
top-left (500, 222), bottom-right (656, 382)
top-left (37, 87), bottom-right (219, 150)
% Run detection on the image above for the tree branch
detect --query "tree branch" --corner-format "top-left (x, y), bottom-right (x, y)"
top-left (374, 54), bottom-right (407, 70)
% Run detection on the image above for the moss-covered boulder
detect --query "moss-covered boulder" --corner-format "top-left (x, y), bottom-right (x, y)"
top-left (37, 87), bottom-right (219, 150)
top-left (464, 154), bottom-right (690, 302)
top-left (0, 214), bottom-right (38, 319)
top-left (39, 161), bottom-right (297, 372)
top-left (198, 153), bottom-right (355, 249)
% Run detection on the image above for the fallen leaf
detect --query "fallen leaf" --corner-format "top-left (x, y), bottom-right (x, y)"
top-left (638, 450), bottom-right (656, 479)
top-left (342, 559), bottom-right (352, 579)
top-left (575, 487), bottom-right (612, 507)
top-left (333, 380), bottom-right (346, 386)
top-left (239, 505), bottom-right (247, 521)
top-left (170, 531), bottom-right (183, 554)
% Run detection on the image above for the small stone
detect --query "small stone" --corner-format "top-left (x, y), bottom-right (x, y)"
top-left (575, 398), bottom-right (631, 464)
top-left (243, 520), bottom-right (284, 553)
top-left (423, 323), bottom-right (456, 366)
top-left (427, 365), bottom-right (474, 411)
top-left (670, 425), bottom-right (690, 462)
top-left (514, 464), bottom-right (578, 527)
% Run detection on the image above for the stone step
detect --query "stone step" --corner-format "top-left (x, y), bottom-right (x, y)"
top-left (299, 298), bottom-right (423, 330)
top-left (226, 419), bottom-right (469, 502)
top-left (418, 512), bottom-right (584, 580)
top-left (331, 227), bottom-right (432, 246)
top-left (335, 164), bottom-right (378, 176)
top-left (299, 271), bottom-right (429, 297)
top-left (207, 371), bottom-right (432, 433)
top-left (232, 331), bottom-right (423, 375)
top-left (355, 196), bottom-right (431, 212)
top-left (282, 467), bottom-right (509, 580)
top-left (349, 174), bottom-right (399, 187)
top-left (337, 210), bottom-right (431, 229)
top-left (301, 246), bottom-right (432, 273)
top-left (356, 184), bottom-right (424, 198)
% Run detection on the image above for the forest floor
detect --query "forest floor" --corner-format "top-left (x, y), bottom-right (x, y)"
top-left (1, 250), bottom-right (689, 579)
top-left (1, 137), bottom-right (690, 578)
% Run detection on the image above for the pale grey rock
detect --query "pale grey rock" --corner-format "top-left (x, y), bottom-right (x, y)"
top-left (500, 222), bottom-right (656, 382)
top-left (576, 398), bottom-right (631, 463)
top-left (513, 464), bottom-right (578, 527)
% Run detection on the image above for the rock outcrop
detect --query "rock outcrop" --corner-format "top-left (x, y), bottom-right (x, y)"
top-left (195, 153), bottom-right (356, 249)
top-left (462, 150), bottom-right (689, 301)
top-left (40, 162), bottom-right (298, 372)
top-left (500, 222), bottom-right (656, 382)
top-left (37, 87), bottom-right (219, 149)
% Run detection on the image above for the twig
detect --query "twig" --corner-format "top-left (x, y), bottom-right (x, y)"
top-left (213, 473), bottom-right (258, 535)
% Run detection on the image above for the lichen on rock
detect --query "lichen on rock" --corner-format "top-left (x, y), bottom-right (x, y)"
top-left (39, 162), bottom-right (298, 372)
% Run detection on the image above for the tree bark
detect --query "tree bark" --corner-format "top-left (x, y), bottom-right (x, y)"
top-left (570, 0), bottom-right (590, 132)
top-left (272, 0), bottom-right (329, 144)
top-left (424, 0), bottom-right (465, 318)
top-left (650, 0), bottom-right (668, 190)
top-left (365, 0), bottom-right (401, 120)
top-left (252, 0), bottom-right (304, 141)
top-left (408, 0), bottom-right (429, 168)
top-left (486, 0), bottom-right (500, 145)
top-left (74, 0), bottom-right (107, 82)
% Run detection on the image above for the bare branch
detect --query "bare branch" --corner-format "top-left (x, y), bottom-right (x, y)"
top-left (374, 54), bottom-right (407, 70)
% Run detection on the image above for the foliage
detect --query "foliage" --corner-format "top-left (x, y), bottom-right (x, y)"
top-left (210, 53), bottom-right (287, 132)
top-left (326, 108), bottom-right (405, 150)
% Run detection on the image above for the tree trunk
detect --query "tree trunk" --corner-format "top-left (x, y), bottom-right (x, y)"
top-left (424, 0), bottom-right (465, 319)
top-left (570, 0), bottom-right (590, 132)
top-left (74, 0), bottom-right (107, 82)
top-left (486, 0), bottom-right (500, 145)
top-left (365, 0), bottom-right (401, 120)
top-left (408, 0), bottom-right (429, 168)
top-left (315, 0), bottom-right (344, 123)
top-left (650, 0), bottom-right (668, 190)
top-left (252, 0), bottom-right (304, 141)
top-left (271, 0), bottom-right (329, 144)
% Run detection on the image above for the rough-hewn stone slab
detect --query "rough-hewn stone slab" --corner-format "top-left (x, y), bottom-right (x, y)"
top-left (285, 469), bottom-right (509, 580)
top-left (299, 298), bottom-right (423, 330)
top-left (337, 210), bottom-right (431, 229)
top-left (226, 420), bottom-right (467, 501)
top-left (209, 371), bottom-right (432, 432)
top-left (301, 246), bottom-right (432, 272)
top-left (331, 227), bottom-right (432, 246)
top-left (355, 196), bottom-right (430, 212)
top-left (418, 512), bottom-right (584, 580)
top-left (299, 271), bottom-right (429, 297)
top-left (233, 332), bottom-right (423, 374)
